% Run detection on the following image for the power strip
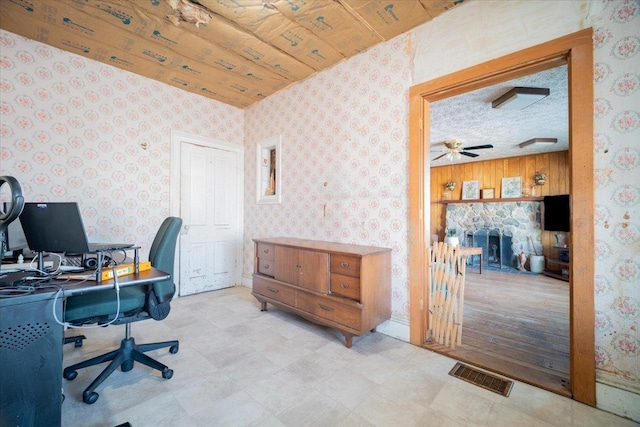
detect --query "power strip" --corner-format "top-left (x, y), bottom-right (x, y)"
top-left (1, 260), bottom-right (54, 270)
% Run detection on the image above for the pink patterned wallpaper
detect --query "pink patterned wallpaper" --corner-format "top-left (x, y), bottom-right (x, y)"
top-left (591, 0), bottom-right (639, 391)
top-left (242, 0), bottom-right (640, 399)
top-left (0, 0), bottom-right (638, 406)
top-left (243, 37), bottom-right (410, 321)
top-left (0, 31), bottom-right (243, 257)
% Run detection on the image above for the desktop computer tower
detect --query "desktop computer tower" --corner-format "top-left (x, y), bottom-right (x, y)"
top-left (0, 291), bottom-right (63, 427)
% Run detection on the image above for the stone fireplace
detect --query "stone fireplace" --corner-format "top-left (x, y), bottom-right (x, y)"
top-left (446, 201), bottom-right (542, 268)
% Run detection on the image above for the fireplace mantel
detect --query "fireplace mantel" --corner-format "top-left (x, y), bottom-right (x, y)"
top-left (441, 197), bottom-right (544, 204)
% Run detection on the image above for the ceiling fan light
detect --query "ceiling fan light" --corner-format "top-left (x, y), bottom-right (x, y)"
top-left (492, 87), bottom-right (550, 110)
top-left (519, 138), bottom-right (558, 148)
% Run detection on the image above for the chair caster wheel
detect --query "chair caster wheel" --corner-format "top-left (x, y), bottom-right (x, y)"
top-left (162, 368), bottom-right (173, 379)
top-left (83, 392), bottom-right (99, 404)
top-left (63, 370), bottom-right (78, 380)
top-left (169, 344), bottom-right (179, 354)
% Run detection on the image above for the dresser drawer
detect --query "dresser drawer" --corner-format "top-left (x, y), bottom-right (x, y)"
top-left (330, 273), bottom-right (361, 301)
top-left (253, 277), bottom-right (296, 307)
top-left (330, 254), bottom-right (361, 277)
top-left (296, 293), bottom-right (361, 330)
top-left (257, 258), bottom-right (275, 277)
top-left (257, 242), bottom-right (276, 260)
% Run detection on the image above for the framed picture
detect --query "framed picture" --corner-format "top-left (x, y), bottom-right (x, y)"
top-left (256, 134), bottom-right (282, 204)
top-left (462, 180), bottom-right (480, 200)
top-left (481, 188), bottom-right (495, 199)
top-left (501, 177), bottom-right (522, 198)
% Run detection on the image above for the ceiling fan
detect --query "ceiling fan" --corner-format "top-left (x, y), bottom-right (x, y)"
top-left (432, 139), bottom-right (494, 162)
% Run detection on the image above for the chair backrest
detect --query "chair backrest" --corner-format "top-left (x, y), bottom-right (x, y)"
top-left (148, 217), bottom-right (182, 302)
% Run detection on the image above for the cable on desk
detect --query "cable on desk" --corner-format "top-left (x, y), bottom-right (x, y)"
top-left (110, 250), bottom-right (128, 265)
top-left (2, 252), bottom-right (64, 277)
top-left (0, 273), bottom-right (54, 297)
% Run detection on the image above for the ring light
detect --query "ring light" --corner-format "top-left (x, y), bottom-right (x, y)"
top-left (0, 175), bottom-right (25, 227)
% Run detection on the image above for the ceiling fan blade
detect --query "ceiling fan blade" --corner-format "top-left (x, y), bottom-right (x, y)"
top-left (462, 144), bottom-right (493, 150)
top-left (461, 151), bottom-right (479, 157)
top-left (432, 153), bottom-right (448, 161)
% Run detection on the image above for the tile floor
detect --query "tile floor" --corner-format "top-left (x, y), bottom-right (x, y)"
top-left (61, 286), bottom-right (637, 427)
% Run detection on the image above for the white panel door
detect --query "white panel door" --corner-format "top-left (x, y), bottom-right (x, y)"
top-left (179, 142), bottom-right (241, 296)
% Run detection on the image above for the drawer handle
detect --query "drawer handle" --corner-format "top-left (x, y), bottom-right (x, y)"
top-left (341, 261), bottom-right (349, 267)
top-left (340, 282), bottom-right (349, 289)
top-left (318, 304), bottom-right (334, 312)
top-left (263, 264), bottom-right (270, 270)
top-left (267, 287), bottom-right (279, 293)
top-left (263, 248), bottom-right (270, 254)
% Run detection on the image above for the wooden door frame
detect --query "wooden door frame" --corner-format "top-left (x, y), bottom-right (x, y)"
top-left (408, 29), bottom-right (595, 405)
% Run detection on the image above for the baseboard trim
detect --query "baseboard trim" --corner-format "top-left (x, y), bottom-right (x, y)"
top-left (373, 318), bottom-right (410, 342)
top-left (596, 375), bottom-right (640, 422)
top-left (241, 275), bottom-right (253, 288)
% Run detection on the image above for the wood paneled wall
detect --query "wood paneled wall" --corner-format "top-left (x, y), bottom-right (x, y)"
top-left (430, 151), bottom-right (570, 255)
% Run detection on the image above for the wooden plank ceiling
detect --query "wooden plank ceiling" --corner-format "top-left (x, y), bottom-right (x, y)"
top-left (0, 0), bottom-right (468, 109)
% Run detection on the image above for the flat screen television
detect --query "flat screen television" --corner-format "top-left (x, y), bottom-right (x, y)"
top-left (543, 195), bottom-right (570, 232)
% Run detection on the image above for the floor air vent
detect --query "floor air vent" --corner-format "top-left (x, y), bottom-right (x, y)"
top-left (448, 362), bottom-right (513, 397)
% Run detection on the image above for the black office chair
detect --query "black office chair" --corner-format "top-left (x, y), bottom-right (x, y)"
top-left (63, 217), bottom-right (182, 404)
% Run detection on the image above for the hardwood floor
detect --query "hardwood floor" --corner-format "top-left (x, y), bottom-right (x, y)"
top-left (423, 268), bottom-right (571, 397)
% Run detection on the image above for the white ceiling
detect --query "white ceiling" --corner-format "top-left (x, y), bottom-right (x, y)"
top-left (430, 64), bottom-right (569, 164)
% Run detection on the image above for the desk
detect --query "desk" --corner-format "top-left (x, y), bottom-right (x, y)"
top-left (459, 246), bottom-right (483, 274)
top-left (0, 268), bottom-right (169, 427)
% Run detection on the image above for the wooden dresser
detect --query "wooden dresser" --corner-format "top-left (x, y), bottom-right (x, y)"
top-left (252, 237), bottom-right (391, 348)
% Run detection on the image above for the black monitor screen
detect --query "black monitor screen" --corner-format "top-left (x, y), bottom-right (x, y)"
top-left (543, 195), bottom-right (570, 232)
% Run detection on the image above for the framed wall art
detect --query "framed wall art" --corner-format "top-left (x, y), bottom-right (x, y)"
top-left (481, 188), bottom-right (495, 199)
top-left (462, 180), bottom-right (480, 200)
top-left (256, 134), bottom-right (282, 204)
top-left (501, 177), bottom-right (522, 198)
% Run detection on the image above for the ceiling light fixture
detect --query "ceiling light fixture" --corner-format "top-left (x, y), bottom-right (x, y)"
top-left (492, 87), bottom-right (550, 110)
top-left (444, 139), bottom-right (463, 162)
top-left (446, 150), bottom-right (462, 162)
top-left (519, 138), bottom-right (558, 148)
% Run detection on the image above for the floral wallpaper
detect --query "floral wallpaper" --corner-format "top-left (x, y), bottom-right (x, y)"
top-left (243, 36), bottom-right (411, 322)
top-left (0, 0), bottom-right (638, 416)
top-left (241, 0), bottom-right (639, 409)
top-left (591, 0), bottom-right (640, 391)
top-left (0, 31), bottom-right (243, 257)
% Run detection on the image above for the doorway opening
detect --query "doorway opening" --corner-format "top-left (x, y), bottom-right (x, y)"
top-left (428, 75), bottom-right (571, 391)
top-left (408, 29), bottom-right (595, 405)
